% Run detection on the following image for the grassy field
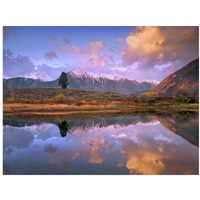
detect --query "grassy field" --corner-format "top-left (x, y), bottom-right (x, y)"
top-left (3, 87), bottom-right (199, 114)
top-left (3, 102), bottom-right (199, 115)
top-left (3, 87), bottom-right (130, 102)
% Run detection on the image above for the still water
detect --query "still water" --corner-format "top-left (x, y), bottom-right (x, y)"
top-left (3, 112), bottom-right (199, 175)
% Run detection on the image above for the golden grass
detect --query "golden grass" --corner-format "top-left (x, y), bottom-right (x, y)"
top-left (3, 102), bottom-right (120, 113)
top-left (3, 101), bottom-right (199, 115)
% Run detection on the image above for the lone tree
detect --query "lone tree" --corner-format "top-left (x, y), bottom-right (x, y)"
top-left (59, 72), bottom-right (69, 89)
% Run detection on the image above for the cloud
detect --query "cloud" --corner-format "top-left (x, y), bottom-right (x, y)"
top-left (116, 60), bottom-right (184, 81)
top-left (89, 41), bottom-right (106, 51)
top-left (62, 38), bottom-right (71, 44)
top-left (44, 144), bottom-right (57, 153)
top-left (74, 41), bottom-right (115, 69)
top-left (37, 64), bottom-right (68, 79)
top-left (3, 26), bottom-right (13, 39)
top-left (82, 51), bottom-right (106, 69)
top-left (72, 45), bottom-right (89, 57)
top-left (3, 49), bottom-right (68, 78)
top-left (4, 49), bottom-right (14, 57)
top-left (104, 53), bottom-right (115, 63)
top-left (117, 38), bottom-right (124, 42)
top-left (3, 49), bottom-right (35, 76)
top-left (109, 48), bottom-right (115, 53)
top-left (110, 67), bottom-right (127, 72)
top-left (47, 35), bottom-right (57, 40)
top-left (122, 26), bottom-right (199, 69)
top-left (72, 136), bottom-right (106, 165)
top-left (3, 127), bottom-right (34, 150)
top-left (120, 133), bottom-right (198, 175)
top-left (44, 51), bottom-right (58, 60)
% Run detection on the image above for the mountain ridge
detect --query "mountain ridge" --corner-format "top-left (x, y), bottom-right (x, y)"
top-left (151, 59), bottom-right (199, 97)
top-left (3, 70), bottom-right (54, 82)
top-left (3, 68), bottom-right (158, 94)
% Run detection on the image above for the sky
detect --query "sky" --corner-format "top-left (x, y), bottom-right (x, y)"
top-left (3, 26), bottom-right (199, 81)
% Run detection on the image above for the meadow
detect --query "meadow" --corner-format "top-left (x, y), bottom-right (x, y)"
top-left (3, 87), bottom-right (199, 114)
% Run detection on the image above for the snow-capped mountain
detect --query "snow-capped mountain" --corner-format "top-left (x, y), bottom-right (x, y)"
top-left (3, 70), bottom-right (53, 82)
top-left (69, 68), bottom-right (127, 81)
top-left (66, 68), bottom-right (158, 94)
top-left (3, 67), bottom-right (159, 94)
top-left (17, 70), bottom-right (54, 82)
top-left (68, 68), bottom-right (159, 84)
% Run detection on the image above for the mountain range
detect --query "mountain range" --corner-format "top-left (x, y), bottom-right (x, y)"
top-left (3, 59), bottom-right (199, 95)
top-left (3, 70), bottom-right (53, 82)
top-left (3, 68), bottom-right (159, 94)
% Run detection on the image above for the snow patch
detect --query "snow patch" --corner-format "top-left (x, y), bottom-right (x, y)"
top-left (137, 79), bottom-right (160, 85)
top-left (69, 68), bottom-right (130, 81)
top-left (14, 70), bottom-right (54, 82)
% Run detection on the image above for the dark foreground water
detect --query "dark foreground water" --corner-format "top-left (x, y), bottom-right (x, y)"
top-left (3, 112), bottom-right (199, 175)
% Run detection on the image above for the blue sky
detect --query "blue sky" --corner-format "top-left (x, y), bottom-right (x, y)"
top-left (3, 26), bottom-right (199, 81)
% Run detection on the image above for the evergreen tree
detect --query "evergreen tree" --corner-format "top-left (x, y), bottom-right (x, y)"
top-left (59, 72), bottom-right (69, 89)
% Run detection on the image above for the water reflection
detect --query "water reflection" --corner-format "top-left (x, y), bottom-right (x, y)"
top-left (3, 112), bottom-right (199, 175)
top-left (58, 121), bottom-right (69, 137)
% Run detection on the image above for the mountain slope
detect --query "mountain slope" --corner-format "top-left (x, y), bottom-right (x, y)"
top-left (151, 59), bottom-right (199, 96)
top-left (156, 113), bottom-right (199, 146)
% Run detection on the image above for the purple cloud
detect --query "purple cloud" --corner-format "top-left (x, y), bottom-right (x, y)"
top-left (3, 49), bottom-right (35, 76)
top-left (47, 35), bottom-right (57, 40)
top-left (62, 38), bottom-right (71, 44)
top-left (3, 27), bottom-right (13, 39)
top-left (44, 51), bottom-right (58, 60)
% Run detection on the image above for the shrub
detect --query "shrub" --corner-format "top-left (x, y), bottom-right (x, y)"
top-left (75, 101), bottom-right (84, 106)
top-left (176, 94), bottom-right (191, 103)
top-left (55, 93), bottom-right (67, 103)
top-left (6, 98), bottom-right (15, 103)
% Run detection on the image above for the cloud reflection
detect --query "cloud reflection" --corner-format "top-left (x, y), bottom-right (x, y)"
top-left (3, 113), bottom-right (199, 175)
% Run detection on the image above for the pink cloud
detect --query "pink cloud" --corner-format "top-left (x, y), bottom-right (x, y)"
top-left (89, 41), bottom-right (106, 51)
top-left (117, 38), bottom-right (125, 43)
top-left (72, 45), bottom-right (89, 57)
top-left (104, 53), bottom-right (115, 63)
top-left (72, 41), bottom-right (115, 69)
top-left (122, 26), bottom-right (199, 69)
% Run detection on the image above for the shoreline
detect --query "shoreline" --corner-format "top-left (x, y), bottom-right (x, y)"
top-left (3, 102), bottom-right (199, 115)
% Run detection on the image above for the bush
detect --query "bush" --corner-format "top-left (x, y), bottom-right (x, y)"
top-left (176, 94), bottom-right (191, 103)
top-left (5, 98), bottom-right (15, 103)
top-left (55, 93), bottom-right (68, 104)
top-left (75, 101), bottom-right (84, 106)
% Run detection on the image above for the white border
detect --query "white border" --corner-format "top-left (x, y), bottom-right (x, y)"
top-left (0, 0), bottom-right (199, 200)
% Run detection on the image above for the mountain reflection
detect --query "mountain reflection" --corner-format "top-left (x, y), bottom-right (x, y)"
top-left (3, 112), bottom-right (199, 175)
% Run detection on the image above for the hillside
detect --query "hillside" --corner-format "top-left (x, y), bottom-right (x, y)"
top-left (3, 87), bottom-right (130, 102)
top-left (151, 59), bottom-right (199, 97)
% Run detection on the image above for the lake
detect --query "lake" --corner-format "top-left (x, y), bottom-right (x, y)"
top-left (3, 111), bottom-right (199, 175)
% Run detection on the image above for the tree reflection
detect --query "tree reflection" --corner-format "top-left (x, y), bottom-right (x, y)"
top-left (58, 121), bottom-right (69, 137)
